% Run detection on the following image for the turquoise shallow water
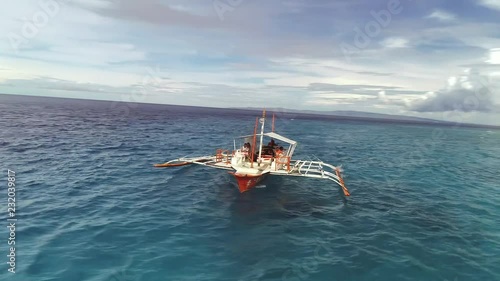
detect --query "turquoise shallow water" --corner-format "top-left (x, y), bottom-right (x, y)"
top-left (0, 96), bottom-right (499, 281)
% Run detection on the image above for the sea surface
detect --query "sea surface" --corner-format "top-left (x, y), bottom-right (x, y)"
top-left (0, 95), bottom-right (499, 281)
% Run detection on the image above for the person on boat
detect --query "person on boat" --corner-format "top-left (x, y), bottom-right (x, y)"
top-left (263, 145), bottom-right (275, 157)
top-left (276, 146), bottom-right (285, 157)
top-left (242, 143), bottom-right (250, 153)
top-left (242, 143), bottom-right (251, 160)
top-left (268, 139), bottom-right (277, 147)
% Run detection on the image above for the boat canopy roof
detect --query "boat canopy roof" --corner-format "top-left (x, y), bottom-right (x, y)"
top-left (264, 132), bottom-right (297, 145)
top-left (237, 132), bottom-right (297, 145)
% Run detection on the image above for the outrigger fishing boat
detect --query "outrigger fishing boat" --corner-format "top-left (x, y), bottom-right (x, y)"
top-left (154, 110), bottom-right (350, 196)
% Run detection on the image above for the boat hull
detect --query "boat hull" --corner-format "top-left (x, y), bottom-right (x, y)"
top-left (229, 172), bottom-right (267, 193)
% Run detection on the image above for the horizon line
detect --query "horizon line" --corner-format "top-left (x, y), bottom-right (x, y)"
top-left (1, 92), bottom-right (499, 130)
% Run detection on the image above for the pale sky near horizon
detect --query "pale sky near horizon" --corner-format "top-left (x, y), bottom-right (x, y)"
top-left (1, 0), bottom-right (500, 125)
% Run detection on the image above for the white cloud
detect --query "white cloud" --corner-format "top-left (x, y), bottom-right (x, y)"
top-left (407, 70), bottom-right (498, 112)
top-left (426, 10), bottom-right (456, 22)
top-left (310, 93), bottom-right (374, 100)
top-left (0, 56), bottom-right (149, 87)
top-left (380, 37), bottom-right (409, 48)
top-left (479, 0), bottom-right (500, 11)
top-left (378, 90), bottom-right (387, 102)
top-left (487, 48), bottom-right (500, 64)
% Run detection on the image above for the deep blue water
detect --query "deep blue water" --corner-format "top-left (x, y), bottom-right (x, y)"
top-left (0, 95), bottom-right (499, 281)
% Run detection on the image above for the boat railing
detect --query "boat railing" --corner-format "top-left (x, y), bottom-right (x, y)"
top-left (290, 160), bottom-right (333, 177)
top-left (275, 156), bottom-right (291, 172)
top-left (215, 149), bottom-right (233, 164)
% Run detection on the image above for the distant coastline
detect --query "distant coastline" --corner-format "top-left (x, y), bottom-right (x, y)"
top-left (1, 93), bottom-right (499, 130)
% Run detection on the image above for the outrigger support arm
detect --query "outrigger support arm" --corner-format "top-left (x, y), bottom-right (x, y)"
top-left (154, 158), bottom-right (351, 197)
top-left (153, 154), bottom-right (233, 170)
top-left (269, 160), bottom-right (351, 196)
top-left (335, 167), bottom-right (350, 196)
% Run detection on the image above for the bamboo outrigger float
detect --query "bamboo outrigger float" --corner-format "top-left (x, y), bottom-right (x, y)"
top-left (154, 110), bottom-right (350, 196)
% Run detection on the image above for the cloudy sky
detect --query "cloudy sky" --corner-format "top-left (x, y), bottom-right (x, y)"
top-left (1, 0), bottom-right (500, 125)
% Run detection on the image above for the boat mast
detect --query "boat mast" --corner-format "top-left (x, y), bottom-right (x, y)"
top-left (250, 117), bottom-right (258, 168)
top-left (257, 109), bottom-right (266, 162)
top-left (272, 113), bottom-right (275, 132)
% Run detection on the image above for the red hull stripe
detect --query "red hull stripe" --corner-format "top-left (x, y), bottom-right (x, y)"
top-left (228, 172), bottom-right (265, 193)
